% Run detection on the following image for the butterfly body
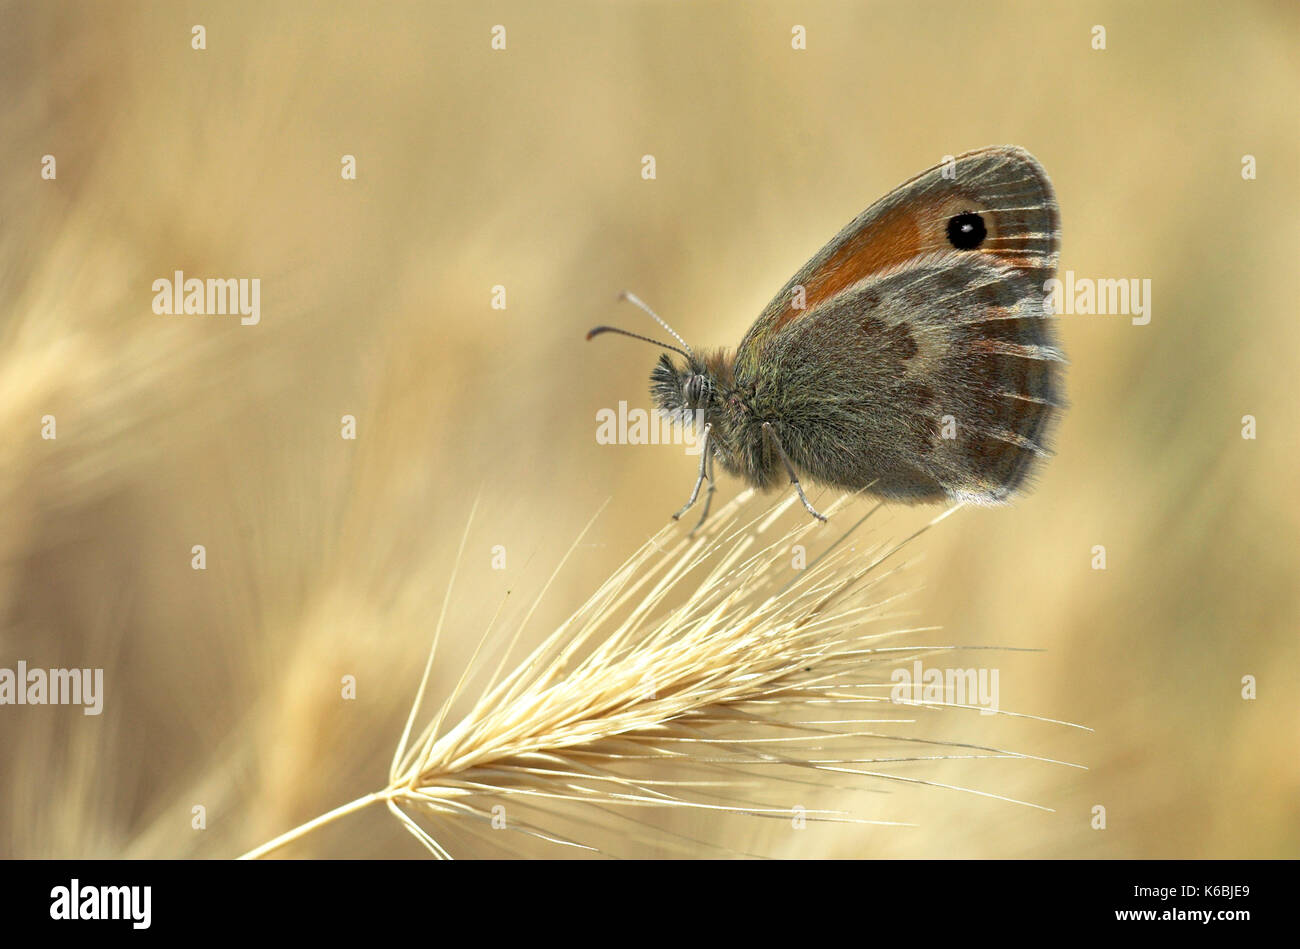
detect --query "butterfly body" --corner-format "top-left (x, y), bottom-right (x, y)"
top-left (651, 349), bottom-right (783, 491)
top-left (595, 146), bottom-right (1064, 525)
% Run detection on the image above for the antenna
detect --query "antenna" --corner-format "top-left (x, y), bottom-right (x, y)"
top-left (616, 292), bottom-right (693, 356)
top-left (584, 292), bottom-right (695, 360)
top-left (585, 325), bottom-right (690, 360)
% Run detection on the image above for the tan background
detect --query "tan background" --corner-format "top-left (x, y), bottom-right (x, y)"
top-left (1, 0), bottom-right (1296, 858)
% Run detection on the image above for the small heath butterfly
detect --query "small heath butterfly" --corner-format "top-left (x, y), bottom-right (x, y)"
top-left (589, 145), bottom-right (1063, 528)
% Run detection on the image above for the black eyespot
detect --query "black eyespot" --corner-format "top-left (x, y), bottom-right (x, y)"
top-left (946, 211), bottom-right (987, 250)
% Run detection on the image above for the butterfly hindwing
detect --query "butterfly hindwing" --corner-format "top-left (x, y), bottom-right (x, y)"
top-left (746, 253), bottom-right (1063, 502)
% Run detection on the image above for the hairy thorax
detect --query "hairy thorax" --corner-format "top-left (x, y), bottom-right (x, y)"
top-left (709, 364), bottom-right (783, 489)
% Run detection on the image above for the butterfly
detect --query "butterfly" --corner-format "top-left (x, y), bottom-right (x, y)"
top-left (588, 145), bottom-right (1064, 529)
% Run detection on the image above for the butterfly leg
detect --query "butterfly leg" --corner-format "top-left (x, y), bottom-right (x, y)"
top-left (687, 446), bottom-right (717, 537)
top-left (762, 422), bottom-right (828, 523)
top-left (673, 423), bottom-right (712, 521)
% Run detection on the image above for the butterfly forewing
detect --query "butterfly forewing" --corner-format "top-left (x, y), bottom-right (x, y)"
top-left (736, 146), bottom-right (1063, 504)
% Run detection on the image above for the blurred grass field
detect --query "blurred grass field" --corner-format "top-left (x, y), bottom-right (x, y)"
top-left (1, 0), bottom-right (1297, 858)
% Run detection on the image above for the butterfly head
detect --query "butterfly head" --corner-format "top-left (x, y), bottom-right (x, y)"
top-left (588, 291), bottom-right (722, 429)
top-left (650, 352), bottom-right (715, 425)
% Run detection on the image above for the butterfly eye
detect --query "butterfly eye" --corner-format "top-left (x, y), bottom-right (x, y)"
top-left (684, 375), bottom-right (706, 404)
top-left (946, 211), bottom-right (987, 250)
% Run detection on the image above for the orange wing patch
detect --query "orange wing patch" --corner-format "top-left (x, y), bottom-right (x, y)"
top-left (770, 191), bottom-right (990, 333)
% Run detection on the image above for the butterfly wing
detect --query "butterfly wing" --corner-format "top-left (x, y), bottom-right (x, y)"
top-left (736, 146), bottom-right (1062, 503)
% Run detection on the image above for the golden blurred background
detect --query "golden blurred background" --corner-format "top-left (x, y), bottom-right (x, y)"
top-left (1, 0), bottom-right (1296, 858)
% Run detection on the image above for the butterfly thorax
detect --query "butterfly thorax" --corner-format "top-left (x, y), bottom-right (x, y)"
top-left (650, 350), bottom-right (783, 489)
